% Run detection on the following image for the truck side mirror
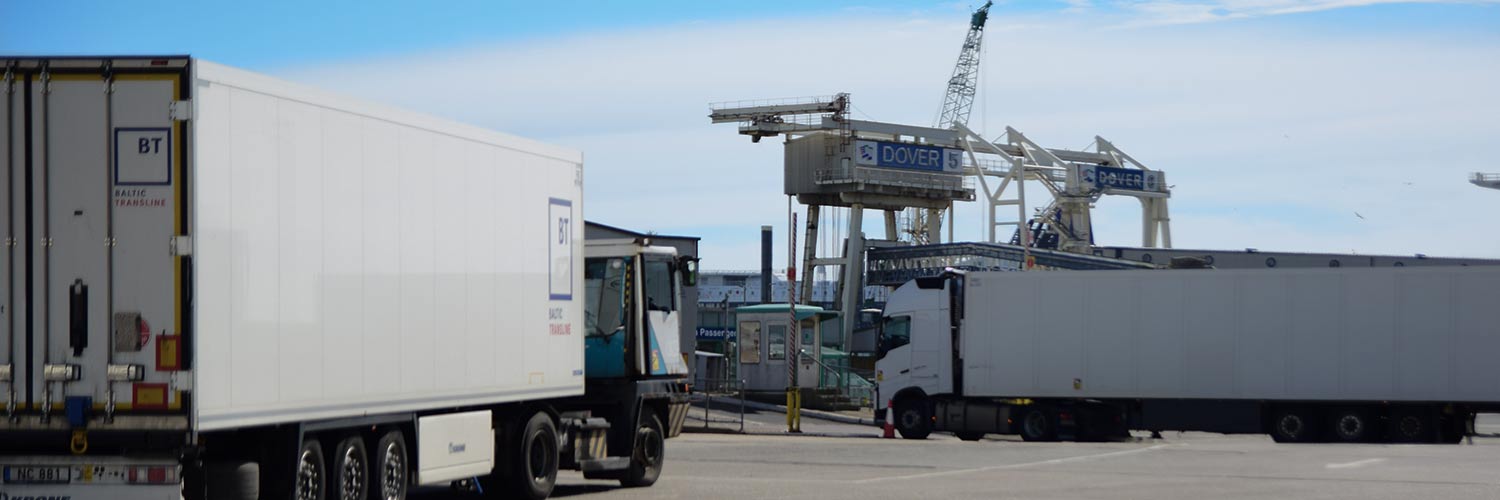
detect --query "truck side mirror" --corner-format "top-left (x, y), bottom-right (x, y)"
top-left (680, 257), bottom-right (699, 287)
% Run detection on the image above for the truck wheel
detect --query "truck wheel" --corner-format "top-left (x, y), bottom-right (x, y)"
top-left (371, 430), bottom-right (408, 500)
top-left (1019, 408), bottom-right (1057, 442)
top-left (894, 399), bottom-right (932, 440)
top-left (955, 432), bottom-right (986, 442)
top-left (1439, 413), bottom-right (1471, 444)
top-left (1269, 407), bottom-right (1320, 443)
top-left (1389, 407), bottom-right (1435, 443)
top-left (506, 412), bottom-right (559, 500)
top-left (620, 413), bottom-right (666, 487)
top-left (1330, 409), bottom-right (1376, 443)
top-left (330, 436), bottom-right (369, 500)
top-left (295, 438), bottom-right (328, 500)
top-left (202, 460), bottom-right (259, 500)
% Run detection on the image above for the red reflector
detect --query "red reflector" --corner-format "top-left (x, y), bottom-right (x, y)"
top-left (150, 59), bottom-right (169, 66)
top-left (127, 466), bottom-right (175, 484)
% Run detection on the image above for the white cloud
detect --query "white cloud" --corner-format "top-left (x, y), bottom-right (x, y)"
top-left (1109, 0), bottom-right (1500, 27)
top-left (274, 6), bottom-right (1500, 269)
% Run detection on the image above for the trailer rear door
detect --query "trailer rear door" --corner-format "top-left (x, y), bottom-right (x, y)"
top-left (3, 57), bottom-right (190, 426)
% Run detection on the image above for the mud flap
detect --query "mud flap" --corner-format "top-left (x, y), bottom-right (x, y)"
top-left (666, 394), bottom-right (689, 438)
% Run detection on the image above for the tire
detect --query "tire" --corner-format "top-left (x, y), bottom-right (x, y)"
top-left (1019, 408), bottom-right (1057, 442)
top-left (183, 461), bottom-right (206, 500)
top-left (955, 432), bottom-right (985, 442)
top-left (371, 430), bottom-right (408, 500)
top-left (893, 399), bottom-right (932, 440)
top-left (1330, 409), bottom-right (1376, 443)
top-left (500, 412), bottom-right (559, 500)
top-left (620, 413), bottom-right (666, 487)
top-left (1389, 407), bottom-right (1435, 443)
top-left (1440, 413), bottom-right (1472, 444)
top-left (1269, 407), bottom-right (1320, 443)
top-left (295, 438), bottom-right (328, 500)
top-left (330, 436), bottom-right (369, 500)
top-left (203, 461), bottom-right (258, 500)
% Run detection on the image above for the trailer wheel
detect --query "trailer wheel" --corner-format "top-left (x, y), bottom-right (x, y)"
top-left (505, 412), bottom-right (559, 500)
top-left (620, 413), bottom-right (666, 487)
top-left (1019, 408), bottom-right (1058, 442)
top-left (371, 430), bottom-right (408, 500)
top-left (1389, 407), bottom-right (1435, 443)
top-left (1330, 409), bottom-right (1376, 443)
top-left (295, 438), bottom-right (328, 500)
top-left (202, 460), bottom-right (258, 500)
top-left (1269, 407), bottom-right (1320, 443)
top-left (894, 399), bottom-right (932, 440)
top-left (330, 436), bottom-right (369, 500)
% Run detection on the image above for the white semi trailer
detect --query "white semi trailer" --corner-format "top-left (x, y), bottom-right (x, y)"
top-left (0, 56), bottom-right (691, 500)
top-left (876, 267), bottom-right (1500, 444)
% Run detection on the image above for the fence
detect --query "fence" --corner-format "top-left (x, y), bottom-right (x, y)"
top-left (688, 377), bottom-right (746, 433)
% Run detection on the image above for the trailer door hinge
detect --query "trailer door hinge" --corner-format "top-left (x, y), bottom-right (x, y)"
top-left (170, 235), bottom-right (192, 256)
top-left (169, 100), bottom-right (193, 121)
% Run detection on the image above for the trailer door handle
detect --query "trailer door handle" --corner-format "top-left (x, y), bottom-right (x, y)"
top-left (70, 279), bottom-right (89, 357)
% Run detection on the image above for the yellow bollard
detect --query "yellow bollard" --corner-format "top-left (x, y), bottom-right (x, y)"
top-left (786, 387), bottom-right (803, 433)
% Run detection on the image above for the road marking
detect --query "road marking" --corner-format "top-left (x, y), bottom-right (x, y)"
top-left (1325, 458), bottom-right (1385, 469)
top-left (853, 444), bottom-right (1173, 484)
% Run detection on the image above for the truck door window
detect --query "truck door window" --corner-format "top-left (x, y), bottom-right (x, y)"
top-left (643, 257), bottom-right (676, 312)
top-left (878, 315), bottom-right (911, 360)
top-left (739, 321), bottom-right (761, 364)
top-left (585, 258), bottom-right (628, 337)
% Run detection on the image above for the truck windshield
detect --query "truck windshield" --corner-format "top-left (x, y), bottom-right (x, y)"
top-left (643, 257), bottom-right (676, 312)
top-left (877, 315), bottom-right (911, 360)
top-left (585, 258), bottom-right (628, 337)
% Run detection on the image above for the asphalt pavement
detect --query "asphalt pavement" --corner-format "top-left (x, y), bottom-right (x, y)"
top-left (413, 414), bottom-right (1500, 499)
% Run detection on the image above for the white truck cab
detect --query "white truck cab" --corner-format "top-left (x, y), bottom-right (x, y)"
top-left (876, 276), bottom-right (957, 428)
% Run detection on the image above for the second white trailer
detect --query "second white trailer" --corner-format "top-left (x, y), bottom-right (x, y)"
top-left (876, 267), bottom-right (1500, 443)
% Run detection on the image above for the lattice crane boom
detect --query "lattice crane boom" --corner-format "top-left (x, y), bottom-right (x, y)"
top-left (937, 1), bottom-right (992, 129)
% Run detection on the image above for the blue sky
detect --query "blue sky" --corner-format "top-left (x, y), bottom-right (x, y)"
top-left (6, 1), bottom-right (1496, 69)
top-left (6, 1), bottom-right (1500, 269)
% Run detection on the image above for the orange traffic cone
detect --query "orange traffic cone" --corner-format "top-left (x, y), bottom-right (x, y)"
top-left (883, 399), bottom-right (896, 439)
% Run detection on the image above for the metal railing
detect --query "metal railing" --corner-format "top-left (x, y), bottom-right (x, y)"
top-left (1473, 172), bottom-right (1500, 183)
top-left (799, 350), bottom-right (876, 409)
top-left (815, 166), bottom-right (971, 193)
top-left (709, 94), bottom-right (844, 113)
top-left (690, 377), bottom-right (746, 433)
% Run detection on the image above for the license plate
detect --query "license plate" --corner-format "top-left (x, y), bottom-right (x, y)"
top-left (3, 466), bottom-right (72, 484)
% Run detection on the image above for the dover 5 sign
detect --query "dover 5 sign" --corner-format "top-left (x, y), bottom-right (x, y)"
top-left (1077, 164), bottom-right (1163, 193)
top-left (855, 140), bottom-right (963, 173)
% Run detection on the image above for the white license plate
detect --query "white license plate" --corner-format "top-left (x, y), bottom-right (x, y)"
top-left (3, 465), bottom-right (72, 484)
